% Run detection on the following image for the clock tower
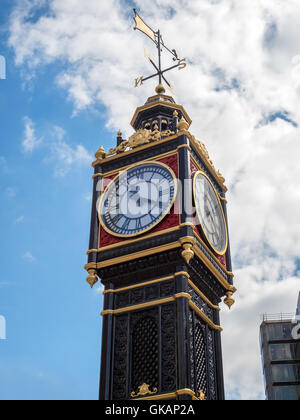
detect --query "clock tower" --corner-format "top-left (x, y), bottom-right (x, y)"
top-left (85, 83), bottom-right (236, 401)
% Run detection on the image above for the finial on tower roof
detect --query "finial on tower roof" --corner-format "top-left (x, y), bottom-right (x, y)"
top-left (155, 84), bottom-right (166, 94)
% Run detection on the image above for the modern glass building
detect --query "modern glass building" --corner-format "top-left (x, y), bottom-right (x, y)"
top-left (260, 311), bottom-right (300, 400)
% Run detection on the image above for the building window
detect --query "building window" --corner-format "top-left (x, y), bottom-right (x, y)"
top-left (267, 323), bottom-right (294, 340)
top-left (273, 385), bottom-right (300, 400)
top-left (269, 343), bottom-right (297, 361)
top-left (272, 364), bottom-right (300, 382)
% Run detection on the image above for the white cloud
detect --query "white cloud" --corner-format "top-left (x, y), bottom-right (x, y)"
top-left (47, 126), bottom-right (92, 177)
top-left (221, 266), bottom-right (299, 400)
top-left (8, 0), bottom-right (300, 399)
top-left (20, 119), bottom-right (92, 177)
top-left (94, 284), bottom-right (105, 294)
top-left (22, 116), bottom-right (42, 153)
top-left (22, 251), bottom-right (36, 264)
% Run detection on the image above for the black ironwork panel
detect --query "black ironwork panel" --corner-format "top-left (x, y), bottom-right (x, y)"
top-left (161, 303), bottom-right (177, 393)
top-left (188, 285), bottom-right (214, 322)
top-left (188, 309), bottom-right (195, 392)
top-left (131, 316), bottom-right (159, 394)
top-left (112, 315), bottom-right (129, 400)
top-left (194, 321), bottom-right (207, 397)
top-left (207, 328), bottom-right (217, 400)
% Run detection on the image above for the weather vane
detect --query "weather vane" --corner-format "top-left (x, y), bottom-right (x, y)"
top-left (133, 9), bottom-right (186, 92)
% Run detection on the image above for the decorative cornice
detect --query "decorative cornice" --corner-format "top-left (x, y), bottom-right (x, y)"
top-left (188, 133), bottom-right (227, 192)
top-left (92, 132), bottom-right (182, 167)
top-left (87, 223), bottom-right (195, 255)
top-left (93, 241), bottom-right (181, 270)
top-left (106, 127), bottom-right (175, 158)
top-left (101, 293), bottom-right (191, 316)
top-left (101, 292), bottom-right (222, 331)
top-left (194, 245), bottom-right (234, 292)
top-left (85, 237), bottom-right (236, 295)
top-left (103, 274), bottom-right (175, 295)
top-left (92, 149), bottom-right (178, 179)
top-left (102, 270), bottom-right (219, 311)
top-left (188, 280), bottom-right (220, 311)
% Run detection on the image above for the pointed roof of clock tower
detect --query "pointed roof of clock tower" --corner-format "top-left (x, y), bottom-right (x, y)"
top-left (130, 84), bottom-right (192, 132)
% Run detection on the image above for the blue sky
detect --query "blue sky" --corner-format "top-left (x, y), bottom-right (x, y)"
top-left (0, 0), bottom-right (111, 400)
top-left (1, 0), bottom-right (300, 400)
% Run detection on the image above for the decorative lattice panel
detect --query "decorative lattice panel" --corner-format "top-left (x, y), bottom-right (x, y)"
top-left (195, 323), bottom-right (207, 396)
top-left (131, 316), bottom-right (159, 393)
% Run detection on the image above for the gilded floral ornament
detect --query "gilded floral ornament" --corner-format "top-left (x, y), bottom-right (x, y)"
top-left (190, 135), bottom-right (226, 189)
top-left (106, 127), bottom-right (175, 157)
top-left (131, 383), bottom-right (158, 398)
top-left (129, 128), bottom-right (152, 148)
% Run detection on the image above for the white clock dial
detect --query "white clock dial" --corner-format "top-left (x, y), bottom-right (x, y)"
top-left (193, 171), bottom-right (227, 255)
top-left (99, 162), bottom-right (177, 238)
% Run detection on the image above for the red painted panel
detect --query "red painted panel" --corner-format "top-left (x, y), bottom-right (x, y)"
top-left (99, 154), bottom-right (180, 248)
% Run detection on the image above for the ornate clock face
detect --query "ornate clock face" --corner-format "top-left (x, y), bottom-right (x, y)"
top-left (99, 162), bottom-right (177, 238)
top-left (193, 171), bottom-right (228, 255)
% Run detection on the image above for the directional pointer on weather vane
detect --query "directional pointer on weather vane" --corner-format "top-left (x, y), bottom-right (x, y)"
top-left (133, 9), bottom-right (187, 92)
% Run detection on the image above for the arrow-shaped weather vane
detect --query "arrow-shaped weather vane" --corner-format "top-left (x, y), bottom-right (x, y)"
top-left (133, 9), bottom-right (187, 92)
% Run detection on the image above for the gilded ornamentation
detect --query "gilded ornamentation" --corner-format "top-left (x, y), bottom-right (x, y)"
top-left (131, 383), bottom-right (158, 398)
top-left (105, 127), bottom-right (175, 157)
top-left (177, 116), bottom-right (190, 131)
top-left (181, 243), bottom-right (194, 264)
top-left (95, 146), bottom-right (106, 160)
top-left (151, 124), bottom-right (160, 141)
top-left (161, 129), bottom-right (175, 138)
top-left (190, 135), bottom-right (226, 188)
top-left (86, 269), bottom-right (98, 288)
top-left (224, 291), bottom-right (235, 310)
top-left (198, 390), bottom-right (206, 400)
top-left (155, 83), bottom-right (166, 94)
top-left (129, 129), bottom-right (152, 148)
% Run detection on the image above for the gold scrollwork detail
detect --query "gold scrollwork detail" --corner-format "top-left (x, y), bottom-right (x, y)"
top-left (189, 134), bottom-right (226, 189)
top-left (106, 127), bottom-right (175, 157)
top-left (131, 383), bottom-right (158, 398)
top-left (198, 390), bottom-right (206, 400)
